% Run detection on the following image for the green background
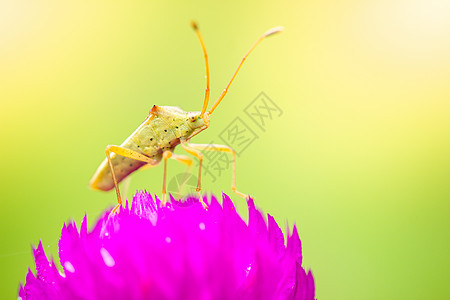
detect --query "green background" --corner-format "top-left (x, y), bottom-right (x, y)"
top-left (1, 0), bottom-right (449, 299)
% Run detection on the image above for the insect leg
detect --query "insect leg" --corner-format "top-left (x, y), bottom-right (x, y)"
top-left (140, 162), bottom-right (160, 170)
top-left (161, 151), bottom-right (195, 205)
top-left (172, 155), bottom-right (193, 199)
top-left (180, 141), bottom-right (208, 208)
top-left (167, 153), bottom-right (194, 200)
top-left (162, 151), bottom-right (172, 205)
top-left (105, 145), bottom-right (157, 213)
top-left (180, 142), bottom-right (248, 201)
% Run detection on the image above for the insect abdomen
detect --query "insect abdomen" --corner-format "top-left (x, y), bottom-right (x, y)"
top-left (90, 155), bottom-right (147, 191)
top-left (90, 136), bottom-right (160, 191)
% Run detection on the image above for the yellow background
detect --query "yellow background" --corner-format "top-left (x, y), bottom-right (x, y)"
top-left (1, 0), bottom-right (449, 298)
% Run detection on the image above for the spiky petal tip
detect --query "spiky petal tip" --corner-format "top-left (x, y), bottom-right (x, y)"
top-left (19, 191), bottom-right (316, 300)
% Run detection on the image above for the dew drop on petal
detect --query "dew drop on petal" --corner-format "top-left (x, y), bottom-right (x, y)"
top-left (165, 236), bottom-right (172, 243)
top-left (64, 261), bottom-right (75, 273)
top-left (100, 247), bottom-right (115, 267)
top-left (245, 263), bottom-right (252, 276)
top-left (199, 222), bottom-right (206, 230)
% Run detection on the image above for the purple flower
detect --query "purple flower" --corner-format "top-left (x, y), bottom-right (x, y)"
top-left (19, 191), bottom-right (315, 300)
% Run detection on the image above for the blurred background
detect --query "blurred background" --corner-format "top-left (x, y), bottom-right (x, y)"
top-left (1, 0), bottom-right (449, 298)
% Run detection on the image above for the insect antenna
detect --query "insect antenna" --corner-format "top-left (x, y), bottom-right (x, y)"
top-left (191, 21), bottom-right (210, 117)
top-left (208, 26), bottom-right (284, 115)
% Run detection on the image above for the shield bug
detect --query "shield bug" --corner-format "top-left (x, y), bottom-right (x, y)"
top-left (89, 22), bottom-right (283, 212)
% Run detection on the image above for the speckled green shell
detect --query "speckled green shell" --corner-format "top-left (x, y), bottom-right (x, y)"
top-left (90, 105), bottom-right (207, 191)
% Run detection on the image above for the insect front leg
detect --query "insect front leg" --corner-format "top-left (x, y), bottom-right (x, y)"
top-left (105, 145), bottom-right (157, 213)
top-left (161, 152), bottom-right (194, 205)
top-left (170, 154), bottom-right (194, 200)
top-left (180, 140), bottom-right (208, 208)
top-left (181, 141), bottom-right (249, 201)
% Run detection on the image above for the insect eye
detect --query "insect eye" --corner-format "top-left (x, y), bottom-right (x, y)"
top-left (190, 116), bottom-right (198, 122)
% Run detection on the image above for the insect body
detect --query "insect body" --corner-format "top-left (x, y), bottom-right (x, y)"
top-left (90, 106), bottom-right (208, 191)
top-left (90, 22), bottom-right (283, 212)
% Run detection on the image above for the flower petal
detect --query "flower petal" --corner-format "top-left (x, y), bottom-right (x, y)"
top-left (21, 191), bottom-right (315, 300)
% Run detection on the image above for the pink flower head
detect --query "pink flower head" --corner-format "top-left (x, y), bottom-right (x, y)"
top-left (19, 191), bottom-right (315, 299)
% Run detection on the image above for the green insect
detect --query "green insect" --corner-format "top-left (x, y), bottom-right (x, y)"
top-left (89, 22), bottom-right (283, 212)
